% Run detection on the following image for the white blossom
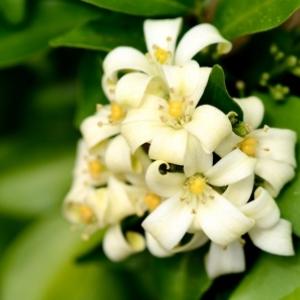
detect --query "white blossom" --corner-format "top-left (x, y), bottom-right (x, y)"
top-left (142, 149), bottom-right (256, 250)
top-left (217, 96), bottom-right (297, 196)
top-left (102, 18), bottom-right (231, 101)
top-left (103, 224), bottom-right (145, 261)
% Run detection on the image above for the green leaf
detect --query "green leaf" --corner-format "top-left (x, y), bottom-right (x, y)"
top-left (0, 149), bottom-right (74, 218)
top-left (75, 53), bottom-right (108, 127)
top-left (124, 249), bottom-right (211, 300)
top-left (0, 0), bottom-right (26, 24)
top-left (0, 214), bottom-right (125, 300)
top-left (51, 17), bottom-right (144, 51)
top-left (283, 287), bottom-right (300, 300)
top-left (257, 94), bottom-right (300, 236)
top-left (81, 0), bottom-right (188, 16)
top-left (230, 242), bottom-right (300, 300)
top-left (0, 217), bottom-right (24, 254)
top-left (214, 0), bottom-right (300, 39)
top-left (201, 65), bottom-right (243, 118)
top-left (0, 0), bottom-right (100, 68)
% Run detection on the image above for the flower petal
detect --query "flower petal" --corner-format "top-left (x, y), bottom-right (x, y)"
top-left (146, 232), bottom-right (173, 257)
top-left (255, 158), bottom-right (295, 197)
top-left (122, 120), bottom-right (161, 154)
top-left (185, 105), bottom-right (232, 153)
top-left (64, 187), bottom-right (108, 229)
top-left (249, 219), bottom-right (294, 256)
top-left (174, 231), bottom-right (208, 253)
top-left (223, 174), bottom-right (254, 207)
top-left (121, 95), bottom-right (165, 152)
top-left (163, 61), bottom-right (211, 107)
top-left (103, 46), bottom-right (152, 78)
top-left (64, 184), bottom-right (93, 223)
top-left (115, 72), bottom-right (166, 108)
top-left (146, 231), bottom-right (207, 257)
top-left (145, 160), bottom-right (185, 197)
top-left (106, 176), bottom-right (137, 223)
top-left (234, 96), bottom-right (264, 129)
top-left (91, 188), bottom-right (110, 226)
top-left (205, 149), bottom-right (256, 186)
top-left (144, 18), bottom-right (182, 63)
top-left (72, 140), bottom-right (88, 176)
top-left (205, 241), bottom-right (245, 279)
top-left (149, 127), bottom-right (188, 165)
top-left (196, 191), bottom-right (254, 246)
top-left (103, 224), bottom-right (145, 262)
top-left (80, 107), bottom-right (120, 149)
top-left (175, 23), bottom-right (231, 65)
top-left (105, 135), bottom-right (133, 174)
top-left (215, 132), bottom-right (243, 157)
top-left (142, 195), bottom-right (194, 250)
top-left (251, 128), bottom-right (297, 167)
top-left (242, 187), bottom-right (280, 229)
top-left (184, 134), bottom-right (213, 177)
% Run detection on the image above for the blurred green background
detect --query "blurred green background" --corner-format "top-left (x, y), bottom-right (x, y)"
top-left (1, 0), bottom-right (300, 300)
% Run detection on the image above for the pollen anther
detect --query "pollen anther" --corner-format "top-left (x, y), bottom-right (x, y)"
top-left (110, 102), bottom-right (125, 123)
top-left (239, 137), bottom-right (257, 157)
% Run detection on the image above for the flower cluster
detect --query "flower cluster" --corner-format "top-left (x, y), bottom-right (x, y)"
top-left (64, 18), bottom-right (297, 278)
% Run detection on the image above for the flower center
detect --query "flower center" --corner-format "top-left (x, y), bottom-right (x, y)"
top-left (154, 46), bottom-right (170, 64)
top-left (144, 193), bottom-right (161, 211)
top-left (168, 100), bottom-right (185, 119)
top-left (110, 102), bottom-right (125, 123)
top-left (186, 175), bottom-right (207, 195)
top-left (79, 204), bottom-right (96, 224)
top-left (88, 159), bottom-right (105, 179)
top-left (239, 137), bottom-right (257, 157)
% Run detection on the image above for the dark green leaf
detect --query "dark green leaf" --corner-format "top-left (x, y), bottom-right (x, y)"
top-left (214, 0), bottom-right (300, 39)
top-left (124, 249), bottom-right (211, 300)
top-left (75, 53), bottom-right (108, 127)
top-left (0, 214), bottom-right (124, 300)
top-left (257, 94), bottom-right (300, 236)
top-left (81, 0), bottom-right (188, 16)
top-left (201, 65), bottom-right (243, 118)
top-left (0, 0), bottom-right (26, 24)
top-left (230, 241), bottom-right (300, 300)
top-left (0, 0), bottom-right (100, 68)
top-left (51, 17), bottom-right (144, 51)
top-left (0, 217), bottom-right (24, 254)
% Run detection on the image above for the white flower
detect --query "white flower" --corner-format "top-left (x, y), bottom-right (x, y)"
top-left (81, 75), bottom-right (163, 150)
top-left (241, 187), bottom-right (294, 256)
top-left (63, 140), bottom-right (109, 236)
top-left (102, 18), bottom-right (231, 101)
top-left (206, 186), bottom-right (294, 278)
top-left (72, 139), bottom-right (110, 186)
top-left (205, 240), bottom-right (246, 279)
top-left (63, 139), bottom-right (151, 237)
top-left (217, 96), bottom-right (297, 196)
top-left (103, 224), bottom-right (145, 262)
top-left (122, 91), bottom-right (232, 165)
top-left (142, 148), bottom-right (256, 250)
top-left (146, 231), bottom-right (208, 258)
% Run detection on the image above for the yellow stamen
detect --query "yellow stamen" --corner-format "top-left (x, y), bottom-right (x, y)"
top-left (168, 100), bottom-right (184, 119)
top-left (187, 176), bottom-right (206, 195)
top-left (154, 46), bottom-right (170, 64)
top-left (239, 137), bottom-right (257, 157)
top-left (110, 102), bottom-right (125, 123)
top-left (144, 193), bottom-right (161, 211)
top-left (88, 159), bottom-right (104, 179)
top-left (79, 205), bottom-right (95, 224)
